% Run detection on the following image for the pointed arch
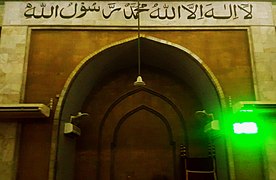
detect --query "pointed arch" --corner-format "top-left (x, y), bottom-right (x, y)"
top-left (54, 35), bottom-right (225, 125)
top-left (98, 87), bottom-right (188, 147)
top-left (51, 35), bottom-right (226, 180)
top-left (109, 105), bottom-right (177, 180)
top-left (111, 105), bottom-right (174, 147)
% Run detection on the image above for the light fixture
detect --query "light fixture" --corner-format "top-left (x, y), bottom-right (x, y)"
top-left (134, 75), bottom-right (145, 86)
top-left (134, 0), bottom-right (145, 86)
top-left (195, 110), bottom-right (220, 133)
top-left (233, 122), bottom-right (258, 134)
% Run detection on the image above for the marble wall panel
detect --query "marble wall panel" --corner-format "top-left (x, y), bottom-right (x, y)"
top-left (265, 121), bottom-right (276, 180)
top-left (0, 5), bottom-right (3, 25)
top-left (273, 5), bottom-right (276, 25)
top-left (251, 26), bottom-right (276, 180)
top-left (0, 123), bottom-right (19, 180)
top-left (0, 26), bottom-right (28, 103)
top-left (0, 26), bottom-right (28, 180)
top-left (251, 26), bottom-right (276, 101)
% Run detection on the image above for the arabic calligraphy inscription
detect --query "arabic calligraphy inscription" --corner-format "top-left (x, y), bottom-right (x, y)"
top-left (2, 1), bottom-right (274, 26)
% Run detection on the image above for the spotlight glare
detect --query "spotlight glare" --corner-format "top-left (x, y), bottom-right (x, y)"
top-left (233, 122), bottom-right (258, 134)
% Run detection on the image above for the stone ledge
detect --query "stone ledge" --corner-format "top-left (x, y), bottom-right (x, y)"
top-left (0, 104), bottom-right (50, 120)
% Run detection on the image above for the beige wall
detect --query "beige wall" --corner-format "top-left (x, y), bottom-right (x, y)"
top-left (273, 5), bottom-right (276, 25)
top-left (250, 5), bottom-right (276, 179)
top-left (253, 6), bottom-right (276, 179)
top-left (0, 26), bottom-right (28, 180)
top-left (250, 26), bottom-right (276, 101)
top-left (0, 5), bottom-right (3, 25)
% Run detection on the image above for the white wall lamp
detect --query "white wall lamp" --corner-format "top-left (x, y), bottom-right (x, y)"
top-left (134, 0), bottom-right (146, 86)
top-left (64, 112), bottom-right (89, 137)
top-left (195, 110), bottom-right (220, 133)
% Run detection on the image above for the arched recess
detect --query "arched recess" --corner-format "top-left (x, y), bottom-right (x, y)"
top-left (110, 105), bottom-right (176, 180)
top-left (95, 87), bottom-right (187, 180)
top-left (51, 35), bottom-right (228, 180)
top-left (97, 86), bottom-right (188, 153)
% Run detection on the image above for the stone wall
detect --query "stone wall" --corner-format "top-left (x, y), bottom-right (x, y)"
top-left (250, 5), bottom-right (276, 179)
top-left (266, 120), bottom-right (276, 180)
top-left (0, 26), bottom-right (28, 180)
top-left (0, 5), bottom-right (3, 25)
top-left (273, 5), bottom-right (276, 26)
top-left (250, 26), bottom-right (276, 101)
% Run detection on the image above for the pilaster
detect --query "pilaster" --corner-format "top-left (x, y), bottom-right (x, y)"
top-left (0, 26), bottom-right (28, 180)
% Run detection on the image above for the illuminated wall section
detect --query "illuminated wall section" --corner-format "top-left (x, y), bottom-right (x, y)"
top-left (20, 29), bottom-right (253, 180)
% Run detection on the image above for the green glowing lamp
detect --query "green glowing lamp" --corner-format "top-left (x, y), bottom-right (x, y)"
top-left (233, 122), bottom-right (258, 134)
top-left (230, 101), bottom-right (275, 145)
top-left (231, 107), bottom-right (261, 135)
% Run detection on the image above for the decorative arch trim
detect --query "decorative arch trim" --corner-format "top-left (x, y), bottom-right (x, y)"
top-left (54, 35), bottom-right (225, 124)
top-left (50, 34), bottom-right (226, 180)
top-left (109, 105), bottom-right (177, 180)
top-left (111, 105), bottom-right (175, 147)
top-left (98, 87), bottom-right (187, 147)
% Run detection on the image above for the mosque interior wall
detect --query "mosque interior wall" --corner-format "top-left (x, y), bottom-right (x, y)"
top-left (0, 2), bottom-right (275, 180)
top-left (19, 29), bottom-right (254, 180)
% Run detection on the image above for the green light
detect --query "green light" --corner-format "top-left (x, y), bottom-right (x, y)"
top-left (239, 109), bottom-right (254, 113)
top-left (233, 122), bottom-right (258, 134)
top-left (228, 103), bottom-right (270, 147)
